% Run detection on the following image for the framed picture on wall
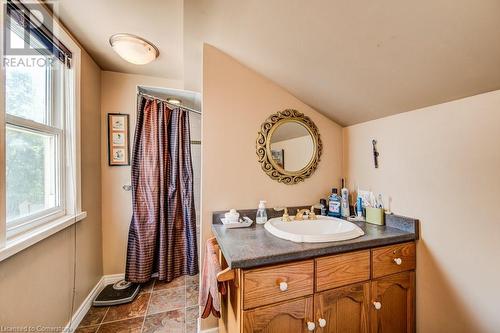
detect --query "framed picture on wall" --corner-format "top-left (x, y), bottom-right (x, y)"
top-left (271, 149), bottom-right (285, 169)
top-left (108, 113), bottom-right (130, 166)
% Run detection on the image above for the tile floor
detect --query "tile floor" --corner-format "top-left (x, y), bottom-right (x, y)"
top-left (76, 275), bottom-right (199, 333)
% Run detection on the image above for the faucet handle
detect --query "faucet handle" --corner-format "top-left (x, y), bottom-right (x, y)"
top-left (274, 207), bottom-right (291, 222)
top-left (309, 205), bottom-right (321, 220)
top-left (309, 205), bottom-right (320, 220)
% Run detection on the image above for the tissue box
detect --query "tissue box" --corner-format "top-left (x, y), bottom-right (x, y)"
top-left (365, 207), bottom-right (385, 225)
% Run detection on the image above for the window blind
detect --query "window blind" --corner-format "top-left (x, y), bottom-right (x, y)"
top-left (5, 0), bottom-right (73, 67)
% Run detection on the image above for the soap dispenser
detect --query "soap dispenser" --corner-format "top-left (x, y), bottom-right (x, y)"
top-left (256, 200), bottom-right (268, 224)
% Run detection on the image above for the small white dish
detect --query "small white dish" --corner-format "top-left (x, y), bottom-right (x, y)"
top-left (221, 216), bottom-right (253, 228)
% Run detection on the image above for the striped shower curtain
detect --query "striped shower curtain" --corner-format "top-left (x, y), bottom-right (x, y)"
top-left (125, 96), bottom-right (198, 283)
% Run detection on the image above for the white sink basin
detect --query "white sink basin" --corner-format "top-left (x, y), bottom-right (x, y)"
top-left (264, 215), bottom-right (364, 243)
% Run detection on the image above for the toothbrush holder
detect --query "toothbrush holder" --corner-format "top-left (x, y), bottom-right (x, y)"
top-left (365, 207), bottom-right (385, 226)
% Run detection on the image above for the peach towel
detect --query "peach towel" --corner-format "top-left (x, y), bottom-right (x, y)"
top-left (200, 237), bottom-right (227, 319)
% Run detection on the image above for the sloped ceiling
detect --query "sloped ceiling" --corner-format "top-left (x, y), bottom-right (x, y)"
top-left (56, 0), bottom-right (500, 125)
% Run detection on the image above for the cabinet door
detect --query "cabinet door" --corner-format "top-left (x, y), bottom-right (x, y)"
top-left (370, 271), bottom-right (415, 333)
top-left (243, 296), bottom-right (314, 333)
top-left (314, 282), bottom-right (370, 333)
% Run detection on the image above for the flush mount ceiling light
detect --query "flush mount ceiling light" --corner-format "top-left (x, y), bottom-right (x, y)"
top-left (166, 98), bottom-right (182, 105)
top-left (109, 33), bottom-right (159, 65)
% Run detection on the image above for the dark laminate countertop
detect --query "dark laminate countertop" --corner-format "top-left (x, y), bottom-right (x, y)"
top-left (211, 209), bottom-right (419, 269)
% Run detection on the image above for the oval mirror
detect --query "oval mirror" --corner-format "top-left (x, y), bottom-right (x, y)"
top-left (256, 109), bottom-right (322, 184)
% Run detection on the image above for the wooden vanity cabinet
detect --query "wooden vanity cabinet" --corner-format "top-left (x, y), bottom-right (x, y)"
top-left (370, 271), bottom-right (415, 333)
top-left (219, 241), bottom-right (416, 333)
top-left (243, 296), bottom-right (313, 333)
top-left (243, 260), bottom-right (314, 309)
top-left (314, 282), bottom-right (370, 333)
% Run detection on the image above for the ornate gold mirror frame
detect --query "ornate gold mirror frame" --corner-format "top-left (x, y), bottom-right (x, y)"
top-left (256, 109), bottom-right (322, 184)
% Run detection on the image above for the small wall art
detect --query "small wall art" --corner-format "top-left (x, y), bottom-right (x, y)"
top-left (108, 113), bottom-right (130, 166)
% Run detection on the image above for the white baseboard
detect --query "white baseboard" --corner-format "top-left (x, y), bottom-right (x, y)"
top-left (64, 276), bottom-right (105, 332)
top-left (102, 273), bottom-right (125, 285)
top-left (64, 274), bottom-right (125, 331)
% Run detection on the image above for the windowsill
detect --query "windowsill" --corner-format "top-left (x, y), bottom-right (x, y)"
top-left (0, 211), bottom-right (87, 262)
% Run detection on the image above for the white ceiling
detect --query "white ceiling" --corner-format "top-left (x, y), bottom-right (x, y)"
top-left (54, 0), bottom-right (184, 80)
top-left (56, 0), bottom-right (500, 126)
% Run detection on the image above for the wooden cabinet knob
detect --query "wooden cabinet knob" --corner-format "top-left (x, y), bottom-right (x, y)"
top-left (307, 321), bottom-right (316, 331)
top-left (318, 318), bottom-right (327, 328)
top-left (279, 281), bottom-right (288, 291)
top-left (373, 301), bottom-right (382, 310)
top-left (393, 257), bottom-right (403, 265)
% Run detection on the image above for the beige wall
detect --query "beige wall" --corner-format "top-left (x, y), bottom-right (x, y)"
top-left (100, 71), bottom-right (183, 274)
top-left (343, 90), bottom-right (500, 332)
top-left (201, 44), bottom-right (343, 328)
top-left (0, 50), bottom-right (103, 326)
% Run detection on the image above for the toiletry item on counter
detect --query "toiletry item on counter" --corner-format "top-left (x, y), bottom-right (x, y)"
top-left (357, 189), bottom-right (372, 209)
top-left (328, 188), bottom-right (341, 218)
top-left (224, 209), bottom-right (240, 223)
top-left (221, 216), bottom-right (254, 228)
top-left (221, 209), bottom-right (254, 228)
top-left (320, 199), bottom-right (327, 216)
top-left (376, 193), bottom-right (384, 208)
top-left (353, 189), bottom-right (386, 225)
top-left (358, 189), bottom-right (385, 209)
top-left (366, 207), bottom-right (385, 225)
top-left (341, 179), bottom-right (349, 218)
top-left (356, 196), bottom-right (363, 217)
top-left (256, 200), bottom-right (268, 224)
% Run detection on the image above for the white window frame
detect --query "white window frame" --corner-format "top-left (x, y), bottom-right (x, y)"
top-left (0, 0), bottom-right (86, 261)
top-left (5, 114), bottom-right (65, 236)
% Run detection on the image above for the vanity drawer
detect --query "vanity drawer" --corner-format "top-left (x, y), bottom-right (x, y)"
top-left (243, 260), bottom-right (314, 310)
top-left (315, 250), bottom-right (370, 292)
top-left (372, 242), bottom-right (416, 278)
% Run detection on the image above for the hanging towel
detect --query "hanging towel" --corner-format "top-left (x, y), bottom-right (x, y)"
top-left (200, 237), bottom-right (227, 319)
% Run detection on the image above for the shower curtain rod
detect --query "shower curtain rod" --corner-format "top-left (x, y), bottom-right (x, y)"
top-left (138, 91), bottom-right (202, 115)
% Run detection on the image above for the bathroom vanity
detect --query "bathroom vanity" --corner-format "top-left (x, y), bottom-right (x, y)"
top-left (212, 211), bottom-right (418, 333)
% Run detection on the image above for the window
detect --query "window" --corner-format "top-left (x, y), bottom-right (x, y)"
top-left (5, 32), bottom-right (64, 234)
top-left (0, 0), bottom-right (83, 247)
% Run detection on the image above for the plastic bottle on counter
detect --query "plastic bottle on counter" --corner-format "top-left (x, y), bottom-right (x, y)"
top-left (256, 200), bottom-right (268, 224)
top-left (328, 188), bottom-right (341, 218)
top-left (320, 199), bottom-right (327, 216)
top-left (341, 179), bottom-right (350, 218)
